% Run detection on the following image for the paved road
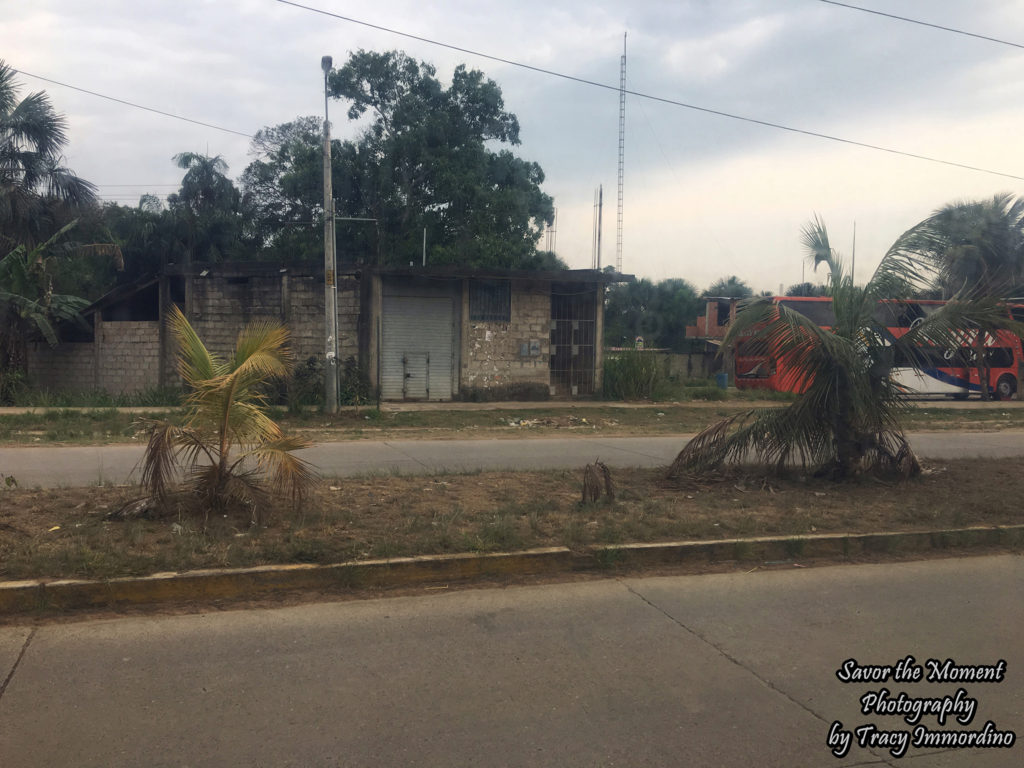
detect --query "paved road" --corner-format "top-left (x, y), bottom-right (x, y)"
top-left (1, 431), bottom-right (1023, 487)
top-left (1, 555), bottom-right (1020, 767)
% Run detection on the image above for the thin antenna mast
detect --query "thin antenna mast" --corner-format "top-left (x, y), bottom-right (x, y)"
top-left (616, 32), bottom-right (626, 273)
top-left (597, 184), bottom-right (604, 269)
top-left (851, 220), bottom-right (857, 284)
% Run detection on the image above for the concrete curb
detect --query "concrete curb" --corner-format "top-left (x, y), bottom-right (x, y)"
top-left (2, 525), bottom-right (1021, 614)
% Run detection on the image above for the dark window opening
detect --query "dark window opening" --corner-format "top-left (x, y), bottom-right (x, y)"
top-left (103, 282), bottom-right (159, 321)
top-left (169, 276), bottom-right (186, 305)
top-left (469, 279), bottom-right (511, 322)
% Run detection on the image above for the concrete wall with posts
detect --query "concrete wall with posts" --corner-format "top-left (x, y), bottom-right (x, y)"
top-left (460, 279), bottom-right (551, 393)
top-left (25, 268), bottom-right (360, 395)
top-left (181, 270), bottom-right (360, 382)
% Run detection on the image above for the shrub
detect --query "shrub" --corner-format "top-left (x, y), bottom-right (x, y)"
top-left (602, 351), bottom-right (664, 400)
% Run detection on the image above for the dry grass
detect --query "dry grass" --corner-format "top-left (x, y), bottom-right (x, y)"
top-left (4, 402), bottom-right (1024, 446)
top-left (1, 458), bottom-right (1021, 582)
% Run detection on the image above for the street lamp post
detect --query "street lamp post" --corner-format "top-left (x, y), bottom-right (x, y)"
top-left (321, 55), bottom-right (338, 413)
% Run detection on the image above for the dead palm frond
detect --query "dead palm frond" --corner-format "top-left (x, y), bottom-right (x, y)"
top-left (138, 306), bottom-right (315, 520)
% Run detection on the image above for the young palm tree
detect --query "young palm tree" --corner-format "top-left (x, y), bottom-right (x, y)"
top-left (140, 306), bottom-right (315, 518)
top-left (669, 216), bottom-right (1018, 480)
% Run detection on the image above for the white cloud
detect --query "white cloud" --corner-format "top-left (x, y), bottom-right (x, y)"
top-left (663, 15), bottom-right (785, 82)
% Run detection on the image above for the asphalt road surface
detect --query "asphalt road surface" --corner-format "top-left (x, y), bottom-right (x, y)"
top-left (1, 555), bottom-right (1020, 767)
top-left (1, 431), bottom-right (1023, 487)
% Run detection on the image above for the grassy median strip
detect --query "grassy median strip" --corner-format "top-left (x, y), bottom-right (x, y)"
top-left (0, 458), bottom-right (1021, 583)
top-left (3, 401), bottom-right (1024, 445)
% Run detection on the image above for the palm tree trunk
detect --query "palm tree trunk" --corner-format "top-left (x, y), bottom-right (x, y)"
top-left (830, 369), bottom-right (863, 478)
top-left (974, 335), bottom-right (991, 401)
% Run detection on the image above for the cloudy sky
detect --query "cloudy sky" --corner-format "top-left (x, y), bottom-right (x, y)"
top-left (6, 0), bottom-right (1024, 292)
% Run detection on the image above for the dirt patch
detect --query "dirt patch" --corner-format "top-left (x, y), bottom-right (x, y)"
top-left (1, 458), bottom-right (1021, 583)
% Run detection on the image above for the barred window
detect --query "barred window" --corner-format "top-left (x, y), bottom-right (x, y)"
top-left (469, 279), bottom-right (511, 322)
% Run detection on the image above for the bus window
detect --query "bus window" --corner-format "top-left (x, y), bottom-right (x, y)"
top-left (778, 300), bottom-right (835, 326)
top-left (986, 347), bottom-right (1014, 367)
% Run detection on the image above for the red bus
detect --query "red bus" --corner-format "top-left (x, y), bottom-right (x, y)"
top-left (734, 297), bottom-right (1022, 400)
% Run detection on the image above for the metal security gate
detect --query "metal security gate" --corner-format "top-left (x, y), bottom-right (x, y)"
top-left (550, 286), bottom-right (597, 397)
top-left (381, 296), bottom-right (455, 400)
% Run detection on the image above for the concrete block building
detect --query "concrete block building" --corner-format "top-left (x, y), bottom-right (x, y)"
top-left (26, 263), bottom-right (628, 401)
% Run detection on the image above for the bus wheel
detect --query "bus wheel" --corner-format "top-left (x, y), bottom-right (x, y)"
top-left (995, 375), bottom-right (1017, 400)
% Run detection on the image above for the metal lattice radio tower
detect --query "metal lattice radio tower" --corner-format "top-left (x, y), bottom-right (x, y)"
top-left (615, 32), bottom-right (626, 274)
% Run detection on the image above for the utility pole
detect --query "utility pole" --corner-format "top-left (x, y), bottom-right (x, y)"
top-left (322, 55), bottom-right (338, 413)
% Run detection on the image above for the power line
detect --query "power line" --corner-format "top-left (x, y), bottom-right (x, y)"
top-left (9, 68), bottom-right (255, 139)
top-left (816, 1), bottom-right (1024, 50)
top-left (95, 183), bottom-right (180, 187)
top-left (276, 0), bottom-right (1024, 182)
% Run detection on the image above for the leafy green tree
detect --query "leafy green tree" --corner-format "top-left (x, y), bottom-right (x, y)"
top-left (323, 50), bottom-right (554, 268)
top-left (0, 222), bottom-right (90, 401)
top-left (240, 117), bottom-right (325, 262)
top-left (140, 306), bottom-right (315, 520)
top-left (0, 61), bottom-right (97, 253)
top-left (604, 278), bottom-right (702, 350)
top-left (669, 216), bottom-right (1018, 479)
top-left (705, 275), bottom-right (753, 298)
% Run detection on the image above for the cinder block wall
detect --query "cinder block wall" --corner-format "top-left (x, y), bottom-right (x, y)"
top-left (26, 320), bottom-right (161, 394)
top-left (184, 272), bottom-right (359, 374)
top-left (461, 280), bottom-right (550, 391)
top-left (25, 342), bottom-right (97, 392)
top-left (189, 276), bottom-right (287, 360)
top-left (97, 321), bottom-right (161, 392)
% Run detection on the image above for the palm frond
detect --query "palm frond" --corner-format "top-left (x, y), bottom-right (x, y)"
top-left (800, 214), bottom-right (843, 284)
top-left (666, 414), bottom-right (748, 478)
top-left (137, 420), bottom-right (211, 501)
top-left (167, 305), bottom-right (220, 386)
top-left (240, 436), bottom-right (316, 501)
top-left (220, 399), bottom-right (284, 450)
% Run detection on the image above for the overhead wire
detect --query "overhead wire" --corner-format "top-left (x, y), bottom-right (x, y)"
top-left (8, 68), bottom-right (254, 138)
top-left (8, 7), bottom-right (1023, 183)
top-left (274, 0), bottom-right (1024, 182)
top-left (815, 0), bottom-right (1024, 50)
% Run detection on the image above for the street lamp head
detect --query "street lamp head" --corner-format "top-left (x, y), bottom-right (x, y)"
top-left (321, 55), bottom-right (333, 74)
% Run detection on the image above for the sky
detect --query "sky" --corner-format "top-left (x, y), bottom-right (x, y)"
top-left (6, 0), bottom-right (1024, 293)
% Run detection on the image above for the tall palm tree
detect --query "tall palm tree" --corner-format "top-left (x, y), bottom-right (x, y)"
top-left (705, 275), bottom-right (753, 298)
top-left (669, 216), bottom-right (1017, 479)
top-left (167, 152), bottom-right (242, 263)
top-left (0, 61), bottom-right (97, 252)
top-left (901, 193), bottom-right (1024, 298)
top-left (897, 194), bottom-right (1024, 398)
top-left (140, 306), bottom-right (315, 519)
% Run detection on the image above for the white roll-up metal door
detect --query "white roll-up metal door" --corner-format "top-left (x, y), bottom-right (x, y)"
top-left (381, 295), bottom-right (455, 400)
